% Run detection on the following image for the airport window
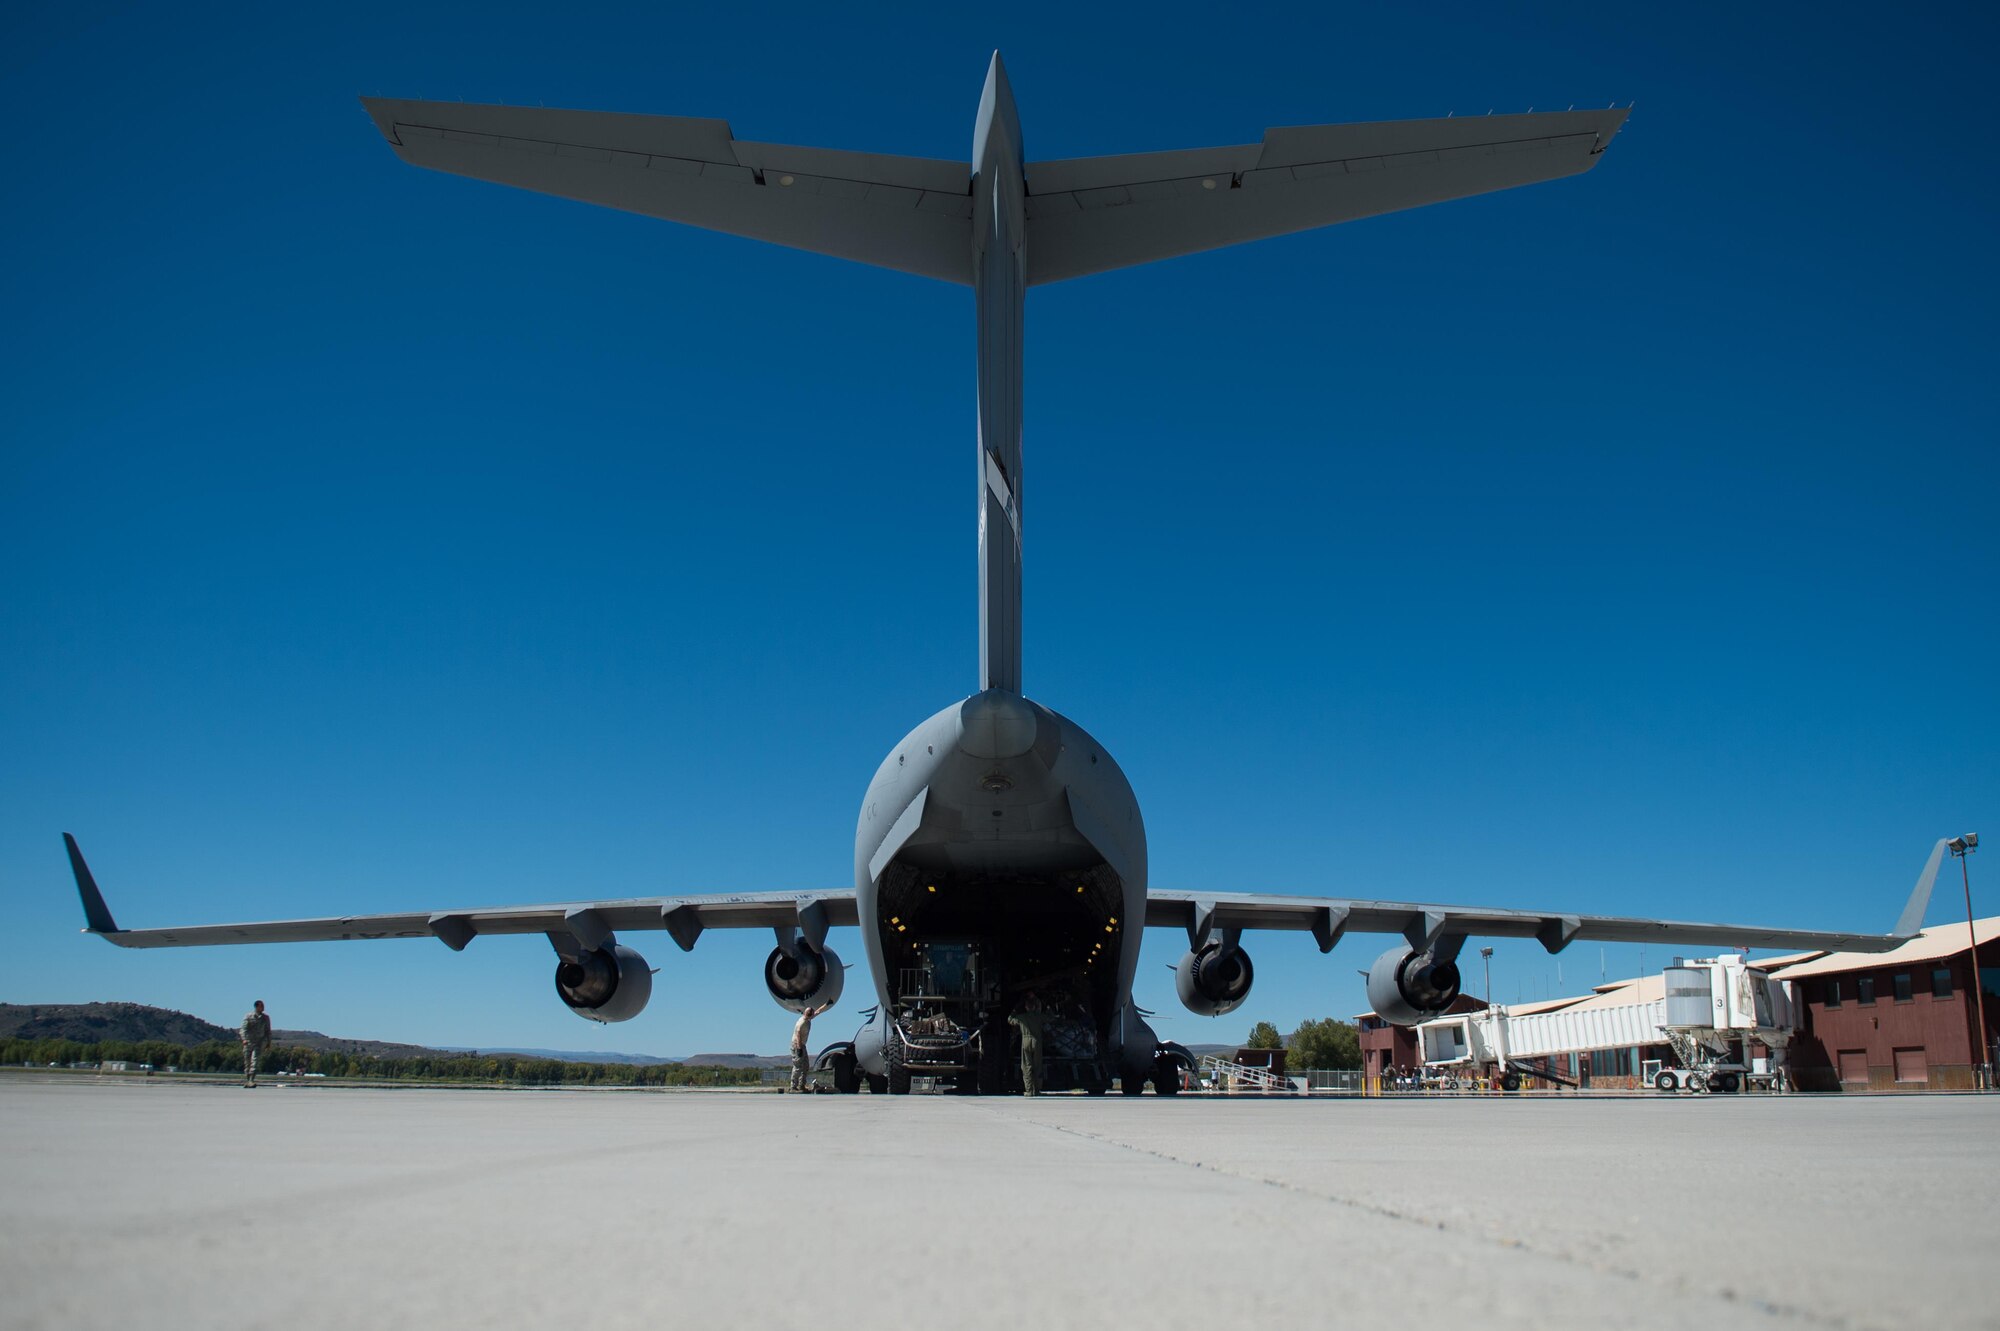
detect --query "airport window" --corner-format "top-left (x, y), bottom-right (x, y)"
top-left (1857, 976), bottom-right (1876, 1006)
top-left (1588, 1047), bottom-right (1634, 1078)
top-left (1893, 972), bottom-right (1912, 1003)
top-left (1932, 968), bottom-right (1953, 999)
top-left (1823, 979), bottom-right (1841, 1008)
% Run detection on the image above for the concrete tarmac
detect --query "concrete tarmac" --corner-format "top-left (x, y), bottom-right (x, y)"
top-left (1, 1077), bottom-right (1992, 1330)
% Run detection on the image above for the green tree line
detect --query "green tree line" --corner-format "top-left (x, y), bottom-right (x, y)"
top-left (1245, 1018), bottom-right (1361, 1071)
top-left (2, 1037), bottom-right (764, 1087)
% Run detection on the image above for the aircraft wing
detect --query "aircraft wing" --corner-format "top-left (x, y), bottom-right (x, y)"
top-left (1144, 838), bottom-right (1947, 956)
top-left (1025, 108), bottom-right (1628, 285)
top-left (359, 98), bottom-right (973, 284)
top-left (65, 836), bottom-right (854, 954)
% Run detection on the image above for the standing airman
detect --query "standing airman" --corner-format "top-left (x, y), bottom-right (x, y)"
top-left (1008, 992), bottom-right (1047, 1096)
top-left (240, 1000), bottom-right (271, 1088)
top-left (789, 1003), bottom-right (829, 1093)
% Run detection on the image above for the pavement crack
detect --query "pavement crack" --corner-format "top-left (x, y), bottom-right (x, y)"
top-left (1002, 1111), bottom-right (1873, 1331)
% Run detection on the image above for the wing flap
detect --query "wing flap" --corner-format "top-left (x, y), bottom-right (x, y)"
top-left (1025, 108), bottom-right (1627, 285)
top-left (72, 854), bottom-right (860, 954)
top-left (1146, 839), bottom-right (1942, 955)
top-left (1145, 891), bottom-right (1915, 955)
top-left (361, 98), bottom-right (973, 284)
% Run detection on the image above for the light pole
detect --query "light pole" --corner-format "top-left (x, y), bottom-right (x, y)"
top-left (1948, 834), bottom-right (1986, 1088)
top-left (1479, 947), bottom-right (1497, 1083)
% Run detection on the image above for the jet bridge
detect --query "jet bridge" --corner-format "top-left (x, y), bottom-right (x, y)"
top-left (1416, 956), bottom-right (1797, 1092)
top-left (1419, 994), bottom-right (1667, 1068)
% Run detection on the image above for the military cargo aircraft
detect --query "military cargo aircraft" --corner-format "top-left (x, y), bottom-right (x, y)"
top-left (64, 55), bottom-right (1935, 1094)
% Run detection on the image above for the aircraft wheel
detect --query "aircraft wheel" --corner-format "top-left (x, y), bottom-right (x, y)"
top-left (865, 1073), bottom-right (887, 1094)
top-left (1654, 1071), bottom-right (1678, 1092)
top-left (1120, 1075), bottom-right (1145, 1095)
top-left (830, 1049), bottom-right (860, 1094)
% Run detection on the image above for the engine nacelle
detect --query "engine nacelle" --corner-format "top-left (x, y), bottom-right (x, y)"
top-left (1366, 946), bottom-right (1463, 1027)
top-left (1175, 941), bottom-right (1254, 1017)
top-left (554, 944), bottom-right (653, 1024)
top-left (764, 943), bottom-right (844, 1013)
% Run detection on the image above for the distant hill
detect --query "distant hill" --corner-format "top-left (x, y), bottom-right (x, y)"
top-left (1, 1003), bottom-right (778, 1065)
top-left (5, 1004), bottom-right (1238, 1069)
top-left (0, 1002), bottom-right (234, 1046)
top-left (0, 1002), bottom-right (458, 1058)
top-left (679, 1053), bottom-right (790, 1070)
top-left (271, 1030), bottom-right (450, 1059)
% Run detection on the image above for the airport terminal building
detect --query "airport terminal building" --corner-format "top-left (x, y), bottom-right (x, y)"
top-left (1356, 917), bottom-right (1998, 1092)
top-left (1758, 917), bottom-right (1999, 1091)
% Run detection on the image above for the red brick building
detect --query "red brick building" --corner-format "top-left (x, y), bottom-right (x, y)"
top-left (1355, 994), bottom-right (1486, 1089)
top-left (1757, 917), bottom-right (1998, 1092)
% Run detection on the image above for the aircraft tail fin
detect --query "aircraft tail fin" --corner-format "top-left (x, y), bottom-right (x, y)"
top-left (65, 834), bottom-right (121, 935)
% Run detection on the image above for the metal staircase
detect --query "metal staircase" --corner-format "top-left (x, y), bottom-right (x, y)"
top-left (1198, 1054), bottom-right (1296, 1095)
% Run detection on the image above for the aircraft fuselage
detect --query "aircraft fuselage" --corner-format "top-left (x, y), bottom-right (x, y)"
top-left (852, 691), bottom-right (1153, 1081)
top-left (847, 59), bottom-right (1159, 1083)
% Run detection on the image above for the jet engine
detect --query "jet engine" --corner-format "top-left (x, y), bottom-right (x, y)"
top-left (1175, 941), bottom-right (1254, 1017)
top-left (1366, 946), bottom-right (1462, 1027)
top-left (764, 943), bottom-right (845, 1013)
top-left (554, 943), bottom-right (654, 1023)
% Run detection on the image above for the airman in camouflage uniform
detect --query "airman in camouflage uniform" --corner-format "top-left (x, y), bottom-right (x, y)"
top-left (789, 1003), bottom-right (828, 1093)
top-left (1007, 993), bottom-right (1047, 1096)
top-left (240, 1000), bottom-right (271, 1088)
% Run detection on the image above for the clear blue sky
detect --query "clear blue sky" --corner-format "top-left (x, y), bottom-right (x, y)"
top-left (4, 3), bottom-right (1994, 1056)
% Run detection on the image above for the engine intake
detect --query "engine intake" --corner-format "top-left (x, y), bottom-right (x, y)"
top-left (1365, 946), bottom-right (1463, 1027)
top-left (555, 944), bottom-right (653, 1024)
top-left (765, 943), bottom-right (844, 1013)
top-left (1175, 941), bottom-right (1254, 1017)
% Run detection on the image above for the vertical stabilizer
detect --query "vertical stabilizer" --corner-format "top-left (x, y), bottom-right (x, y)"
top-left (973, 53), bottom-right (1026, 693)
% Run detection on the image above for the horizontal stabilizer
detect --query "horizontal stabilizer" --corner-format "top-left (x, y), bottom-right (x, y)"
top-left (360, 98), bottom-right (974, 284)
top-left (1025, 108), bottom-right (1628, 284)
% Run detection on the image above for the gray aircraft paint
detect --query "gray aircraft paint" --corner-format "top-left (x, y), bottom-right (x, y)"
top-left (64, 57), bottom-right (1934, 1077)
top-left (974, 54), bottom-right (1026, 696)
top-left (852, 689), bottom-right (1154, 1078)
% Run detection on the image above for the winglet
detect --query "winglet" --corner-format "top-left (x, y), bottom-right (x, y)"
top-left (1893, 838), bottom-right (1949, 939)
top-left (63, 834), bottom-right (120, 935)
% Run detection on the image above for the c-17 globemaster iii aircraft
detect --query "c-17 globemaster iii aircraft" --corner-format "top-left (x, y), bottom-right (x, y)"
top-left (65, 55), bottom-right (1939, 1095)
